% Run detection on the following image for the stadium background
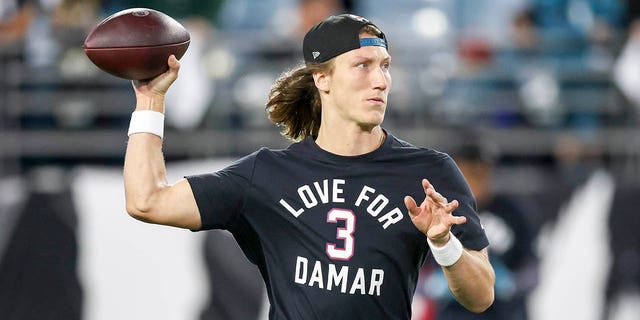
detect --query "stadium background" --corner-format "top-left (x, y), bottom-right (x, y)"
top-left (1, 0), bottom-right (639, 319)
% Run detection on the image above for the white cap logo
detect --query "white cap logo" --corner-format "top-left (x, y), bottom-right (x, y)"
top-left (347, 14), bottom-right (368, 22)
top-left (312, 51), bottom-right (320, 59)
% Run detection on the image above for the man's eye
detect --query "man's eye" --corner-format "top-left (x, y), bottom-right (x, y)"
top-left (357, 63), bottom-right (367, 68)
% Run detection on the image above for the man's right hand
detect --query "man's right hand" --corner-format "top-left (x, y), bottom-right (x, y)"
top-left (132, 55), bottom-right (181, 112)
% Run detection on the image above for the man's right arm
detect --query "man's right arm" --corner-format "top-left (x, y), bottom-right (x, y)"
top-left (123, 55), bottom-right (202, 230)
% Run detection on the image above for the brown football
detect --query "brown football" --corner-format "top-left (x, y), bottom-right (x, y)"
top-left (83, 8), bottom-right (190, 80)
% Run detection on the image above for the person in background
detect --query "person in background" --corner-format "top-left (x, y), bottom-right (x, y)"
top-left (416, 139), bottom-right (539, 320)
top-left (0, 0), bottom-right (34, 46)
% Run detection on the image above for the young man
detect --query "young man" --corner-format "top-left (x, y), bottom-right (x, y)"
top-left (124, 14), bottom-right (495, 319)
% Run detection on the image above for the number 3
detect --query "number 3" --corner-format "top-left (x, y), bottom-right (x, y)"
top-left (326, 208), bottom-right (355, 260)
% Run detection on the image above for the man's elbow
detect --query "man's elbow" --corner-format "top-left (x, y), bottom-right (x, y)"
top-left (125, 197), bottom-right (155, 223)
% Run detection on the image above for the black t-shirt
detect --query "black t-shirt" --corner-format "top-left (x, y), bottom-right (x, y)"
top-left (187, 131), bottom-right (489, 320)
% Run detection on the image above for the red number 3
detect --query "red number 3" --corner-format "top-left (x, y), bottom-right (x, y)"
top-left (326, 208), bottom-right (356, 260)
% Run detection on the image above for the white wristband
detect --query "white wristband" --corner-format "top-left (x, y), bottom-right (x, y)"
top-left (427, 232), bottom-right (464, 267)
top-left (128, 110), bottom-right (165, 139)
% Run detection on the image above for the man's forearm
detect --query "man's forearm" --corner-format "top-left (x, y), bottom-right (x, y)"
top-left (123, 95), bottom-right (168, 218)
top-left (442, 248), bottom-right (495, 313)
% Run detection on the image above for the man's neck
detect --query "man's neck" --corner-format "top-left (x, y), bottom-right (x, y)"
top-left (314, 125), bottom-right (385, 156)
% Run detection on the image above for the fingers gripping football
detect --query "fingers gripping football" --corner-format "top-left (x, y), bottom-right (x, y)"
top-left (132, 55), bottom-right (180, 110)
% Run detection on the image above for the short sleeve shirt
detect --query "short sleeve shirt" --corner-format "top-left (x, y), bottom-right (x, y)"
top-left (186, 131), bottom-right (489, 320)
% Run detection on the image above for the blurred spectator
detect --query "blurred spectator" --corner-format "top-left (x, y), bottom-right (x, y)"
top-left (296, 0), bottom-right (351, 39)
top-left (24, 0), bottom-right (98, 69)
top-left (512, 7), bottom-right (539, 50)
top-left (554, 133), bottom-right (603, 190)
top-left (103, 0), bottom-right (226, 25)
top-left (525, 0), bottom-right (625, 40)
top-left (0, 0), bottom-right (100, 70)
top-left (414, 138), bottom-right (539, 320)
top-left (199, 230), bottom-right (267, 320)
top-left (0, 0), bottom-right (35, 46)
top-left (0, 167), bottom-right (82, 320)
top-left (455, 0), bottom-right (530, 50)
top-left (51, 0), bottom-right (100, 30)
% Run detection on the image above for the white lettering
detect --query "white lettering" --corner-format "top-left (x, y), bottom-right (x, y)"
top-left (369, 269), bottom-right (384, 296)
top-left (355, 185), bottom-right (375, 206)
top-left (279, 199), bottom-right (304, 217)
top-left (327, 264), bottom-right (349, 293)
top-left (298, 185), bottom-right (318, 208)
top-left (294, 256), bottom-right (308, 284)
top-left (308, 261), bottom-right (324, 289)
top-left (349, 268), bottom-right (367, 295)
top-left (313, 180), bottom-right (330, 204)
top-left (292, 179), bottom-right (347, 210)
top-left (378, 207), bottom-right (404, 229)
top-left (333, 179), bottom-right (345, 203)
top-left (367, 194), bottom-right (389, 217)
top-left (293, 257), bottom-right (385, 296)
top-left (281, 181), bottom-right (402, 229)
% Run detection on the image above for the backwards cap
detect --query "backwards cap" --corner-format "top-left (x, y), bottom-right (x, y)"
top-left (303, 14), bottom-right (388, 64)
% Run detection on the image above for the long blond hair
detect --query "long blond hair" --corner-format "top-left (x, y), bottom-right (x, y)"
top-left (266, 24), bottom-right (385, 141)
top-left (266, 60), bottom-right (333, 141)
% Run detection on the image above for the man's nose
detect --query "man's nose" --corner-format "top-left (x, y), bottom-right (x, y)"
top-left (371, 67), bottom-right (389, 91)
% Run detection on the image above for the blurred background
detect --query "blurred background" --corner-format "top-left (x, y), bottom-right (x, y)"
top-left (1, 0), bottom-right (640, 319)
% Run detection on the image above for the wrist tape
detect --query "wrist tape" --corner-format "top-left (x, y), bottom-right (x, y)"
top-left (427, 231), bottom-right (463, 267)
top-left (128, 110), bottom-right (165, 139)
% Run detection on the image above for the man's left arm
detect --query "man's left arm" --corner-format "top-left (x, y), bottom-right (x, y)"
top-left (434, 240), bottom-right (495, 312)
top-left (405, 178), bottom-right (495, 312)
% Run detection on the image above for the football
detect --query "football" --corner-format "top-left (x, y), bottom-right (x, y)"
top-left (83, 8), bottom-right (190, 80)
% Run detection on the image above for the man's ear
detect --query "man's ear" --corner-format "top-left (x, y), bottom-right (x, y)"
top-left (313, 71), bottom-right (330, 93)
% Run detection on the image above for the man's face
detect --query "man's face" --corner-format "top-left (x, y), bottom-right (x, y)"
top-left (322, 35), bottom-right (392, 130)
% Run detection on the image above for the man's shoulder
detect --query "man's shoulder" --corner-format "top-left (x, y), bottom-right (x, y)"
top-left (387, 133), bottom-right (450, 162)
top-left (243, 143), bottom-right (309, 169)
top-left (253, 143), bottom-right (303, 159)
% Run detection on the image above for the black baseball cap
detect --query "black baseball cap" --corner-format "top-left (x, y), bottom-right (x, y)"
top-left (303, 14), bottom-right (388, 64)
